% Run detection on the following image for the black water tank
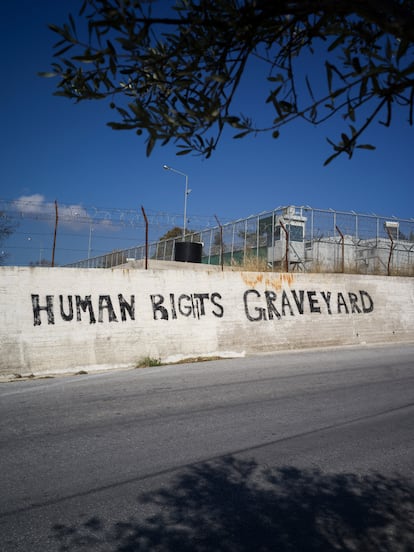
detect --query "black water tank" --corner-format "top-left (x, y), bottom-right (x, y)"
top-left (174, 241), bottom-right (203, 263)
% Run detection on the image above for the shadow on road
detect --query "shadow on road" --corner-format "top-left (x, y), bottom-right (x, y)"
top-left (52, 456), bottom-right (413, 551)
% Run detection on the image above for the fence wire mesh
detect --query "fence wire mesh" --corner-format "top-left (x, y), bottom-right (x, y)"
top-left (0, 197), bottom-right (224, 268)
top-left (1, 199), bottom-right (413, 276)
top-left (65, 205), bottom-right (414, 276)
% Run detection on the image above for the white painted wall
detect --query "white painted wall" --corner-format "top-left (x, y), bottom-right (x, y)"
top-left (1, 266), bottom-right (413, 377)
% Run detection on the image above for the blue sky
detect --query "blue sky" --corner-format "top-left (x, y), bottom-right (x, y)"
top-left (1, 1), bottom-right (413, 266)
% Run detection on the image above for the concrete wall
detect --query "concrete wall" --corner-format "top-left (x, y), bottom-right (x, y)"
top-left (1, 266), bottom-right (413, 377)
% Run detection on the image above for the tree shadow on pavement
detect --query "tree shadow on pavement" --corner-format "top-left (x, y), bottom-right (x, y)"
top-left (52, 456), bottom-right (414, 551)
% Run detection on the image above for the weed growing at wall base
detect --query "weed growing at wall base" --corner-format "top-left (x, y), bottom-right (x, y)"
top-left (135, 356), bottom-right (225, 369)
top-left (136, 357), bottom-right (163, 368)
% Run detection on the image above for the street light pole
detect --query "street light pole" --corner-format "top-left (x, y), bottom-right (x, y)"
top-left (28, 237), bottom-right (43, 265)
top-left (87, 224), bottom-right (93, 267)
top-left (163, 165), bottom-right (191, 241)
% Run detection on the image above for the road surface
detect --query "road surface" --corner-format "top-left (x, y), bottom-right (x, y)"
top-left (1, 343), bottom-right (413, 551)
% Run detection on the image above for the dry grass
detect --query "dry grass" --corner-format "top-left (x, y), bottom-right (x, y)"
top-left (227, 255), bottom-right (413, 277)
top-left (170, 356), bottom-right (224, 364)
top-left (229, 254), bottom-right (272, 272)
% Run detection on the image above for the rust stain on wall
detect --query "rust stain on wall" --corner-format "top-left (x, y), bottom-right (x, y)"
top-left (241, 272), bottom-right (295, 290)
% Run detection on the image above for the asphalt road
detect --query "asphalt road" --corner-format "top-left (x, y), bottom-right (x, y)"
top-left (1, 343), bottom-right (413, 551)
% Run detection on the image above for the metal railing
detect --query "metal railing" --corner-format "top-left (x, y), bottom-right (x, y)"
top-left (65, 206), bottom-right (414, 276)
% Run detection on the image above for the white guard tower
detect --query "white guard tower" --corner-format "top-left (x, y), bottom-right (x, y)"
top-left (267, 206), bottom-right (307, 268)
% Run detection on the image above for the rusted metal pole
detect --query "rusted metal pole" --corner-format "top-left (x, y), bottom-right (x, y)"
top-left (335, 225), bottom-right (345, 273)
top-left (51, 200), bottom-right (58, 267)
top-left (279, 220), bottom-right (289, 272)
top-left (141, 205), bottom-right (148, 270)
top-left (386, 227), bottom-right (395, 276)
top-left (214, 214), bottom-right (224, 271)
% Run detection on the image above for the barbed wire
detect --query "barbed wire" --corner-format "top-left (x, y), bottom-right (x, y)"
top-left (0, 198), bottom-right (230, 229)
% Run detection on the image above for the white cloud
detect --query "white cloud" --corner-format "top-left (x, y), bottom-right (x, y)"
top-left (13, 194), bottom-right (49, 214)
top-left (12, 194), bottom-right (89, 229)
top-left (11, 194), bottom-right (119, 231)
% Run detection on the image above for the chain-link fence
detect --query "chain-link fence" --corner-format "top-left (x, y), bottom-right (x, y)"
top-left (0, 197), bottom-right (224, 267)
top-left (65, 205), bottom-right (414, 276)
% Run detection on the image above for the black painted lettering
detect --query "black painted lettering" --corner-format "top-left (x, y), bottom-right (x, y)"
top-left (118, 294), bottom-right (135, 321)
top-left (360, 290), bottom-right (374, 313)
top-left (98, 295), bottom-right (118, 323)
top-left (348, 293), bottom-right (362, 314)
top-left (281, 290), bottom-right (294, 316)
top-left (150, 294), bottom-right (169, 320)
top-left (291, 290), bottom-right (305, 314)
top-left (337, 292), bottom-right (349, 314)
top-left (76, 295), bottom-right (96, 324)
top-left (59, 295), bottom-right (74, 321)
top-left (191, 294), bottom-right (199, 319)
top-left (178, 294), bottom-right (193, 317)
top-left (169, 293), bottom-right (177, 319)
top-left (243, 289), bottom-right (264, 321)
top-left (194, 293), bottom-right (209, 317)
top-left (32, 294), bottom-right (54, 326)
top-left (307, 291), bottom-right (321, 313)
top-left (320, 292), bottom-right (332, 315)
top-left (211, 292), bottom-right (224, 318)
top-left (264, 290), bottom-right (281, 320)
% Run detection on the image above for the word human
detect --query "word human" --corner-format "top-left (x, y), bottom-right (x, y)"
top-left (31, 294), bottom-right (135, 325)
top-left (243, 288), bottom-right (374, 321)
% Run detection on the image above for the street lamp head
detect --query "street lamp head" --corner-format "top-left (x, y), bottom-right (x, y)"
top-left (163, 164), bottom-right (170, 170)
